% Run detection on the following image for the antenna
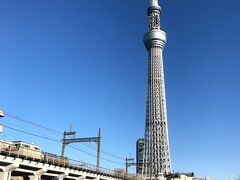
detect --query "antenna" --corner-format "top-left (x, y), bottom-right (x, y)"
top-left (150, 0), bottom-right (158, 6)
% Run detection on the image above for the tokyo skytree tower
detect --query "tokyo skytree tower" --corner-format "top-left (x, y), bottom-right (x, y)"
top-left (143, 0), bottom-right (171, 178)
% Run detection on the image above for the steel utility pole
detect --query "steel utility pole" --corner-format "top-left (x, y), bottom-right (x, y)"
top-left (96, 128), bottom-right (101, 171)
top-left (61, 130), bottom-right (76, 158)
top-left (61, 128), bottom-right (102, 171)
top-left (125, 158), bottom-right (136, 175)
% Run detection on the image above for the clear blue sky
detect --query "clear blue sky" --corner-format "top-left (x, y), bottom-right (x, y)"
top-left (0, 0), bottom-right (240, 179)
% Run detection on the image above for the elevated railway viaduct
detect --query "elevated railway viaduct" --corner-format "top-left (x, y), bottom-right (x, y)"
top-left (0, 155), bottom-right (144, 180)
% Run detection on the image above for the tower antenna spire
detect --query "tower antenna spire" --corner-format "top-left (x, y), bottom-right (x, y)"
top-left (150, 0), bottom-right (159, 6)
top-left (143, 0), bottom-right (172, 178)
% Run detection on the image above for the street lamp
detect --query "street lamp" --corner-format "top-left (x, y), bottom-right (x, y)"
top-left (0, 110), bottom-right (4, 118)
top-left (0, 110), bottom-right (4, 133)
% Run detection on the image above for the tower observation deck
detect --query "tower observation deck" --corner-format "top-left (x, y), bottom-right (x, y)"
top-left (143, 0), bottom-right (171, 178)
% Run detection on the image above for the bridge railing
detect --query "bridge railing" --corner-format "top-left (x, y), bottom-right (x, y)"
top-left (0, 141), bottom-right (146, 180)
top-left (69, 159), bottom-right (113, 175)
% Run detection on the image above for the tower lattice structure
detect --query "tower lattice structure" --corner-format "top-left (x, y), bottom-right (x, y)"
top-left (143, 0), bottom-right (171, 178)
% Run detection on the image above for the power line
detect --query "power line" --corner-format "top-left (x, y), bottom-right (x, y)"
top-left (4, 111), bottom-right (62, 135)
top-left (3, 125), bottom-right (61, 142)
top-left (2, 121), bottom-right (58, 141)
top-left (2, 124), bottom-right (124, 166)
top-left (68, 144), bottom-right (124, 166)
top-left (85, 143), bottom-right (126, 161)
top-left (3, 110), bottom-right (127, 161)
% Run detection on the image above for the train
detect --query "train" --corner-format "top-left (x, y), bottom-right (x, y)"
top-left (0, 140), bottom-right (144, 180)
top-left (0, 140), bottom-right (69, 166)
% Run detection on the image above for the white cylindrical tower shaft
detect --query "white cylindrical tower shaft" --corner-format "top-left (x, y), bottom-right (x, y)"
top-left (151, 0), bottom-right (159, 6)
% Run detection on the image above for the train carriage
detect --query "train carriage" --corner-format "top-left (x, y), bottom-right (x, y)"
top-left (0, 141), bottom-right (12, 154)
top-left (0, 140), bottom-right (69, 166)
top-left (43, 152), bottom-right (69, 166)
top-left (10, 141), bottom-right (42, 160)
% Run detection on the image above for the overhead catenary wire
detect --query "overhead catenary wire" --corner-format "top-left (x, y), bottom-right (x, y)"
top-left (3, 125), bottom-right (61, 143)
top-left (3, 124), bottom-right (94, 157)
top-left (1, 123), bottom-right (125, 166)
top-left (4, 111), bottom-right (62, 135)
top-left (2, 110), bottom-right (127, 161)
top-left (84, 143), bottom-right (126, 161)
top-left (0, 121), bottom-right (57, 141)
top-left (68, 144), bottom-right (123, 166)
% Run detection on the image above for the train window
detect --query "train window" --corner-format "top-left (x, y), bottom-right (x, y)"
top-left (15, 144), bottom-right (20, 148)
top-left (34, 147), bottom-right (40, 151)
top-left (22, 144), bottom-right (30, 148)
